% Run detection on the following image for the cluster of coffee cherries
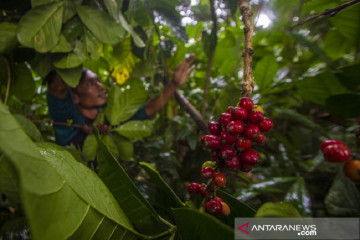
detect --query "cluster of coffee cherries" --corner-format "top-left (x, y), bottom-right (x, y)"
top-left (187, 97), bottom-right (273, 216)
top-left (321, 139), bottom-right (360, 183)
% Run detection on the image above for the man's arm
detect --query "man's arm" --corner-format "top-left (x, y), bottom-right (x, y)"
top-left (47, 72), bottom-right (68, 99)
top-left (145, 54), bottom-right (196, 117)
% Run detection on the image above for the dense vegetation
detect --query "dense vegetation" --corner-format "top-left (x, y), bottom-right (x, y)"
top-left (0, 0), bottom-right (359, 239)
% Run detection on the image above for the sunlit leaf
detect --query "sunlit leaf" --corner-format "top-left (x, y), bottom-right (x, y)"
top-left (112, 134), bottom-right (134, 161)
top-left (82, 134), bottom-right (98, 161)
top-left (50, 34), bottom-right (72, 53)
top-left (75, 5), bottom-right (125, 45)
top-left (254, 55), bottom-right (279, 92)
top-left (255, 202), bottom-right (302, 217)
top-left (113, 120), bottom-right (153, 140)
top-left (17, 2), bottom-right (64, 52)
top-left (0, 22), bottom-right (18, 53)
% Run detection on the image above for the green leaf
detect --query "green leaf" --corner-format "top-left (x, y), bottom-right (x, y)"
top-left (216, 190), bottom-right (255, 227)
top-left (17, 2), bottom-right (64, 52)
top-left (112, 134), bottom-right (134, 161)
top-left (56, 66), bottom-right (82, 88)
top-left (324, 29), bottom-right (354, 60)
top-left (29, 53), bottom-right (55, 77)
top-left (50, 34), bottom-right (73, 53)
top-left (96, 136), bottom-right (172, 235)
top-left (0, 102), bottom-right (144, 240)
top-left (13, 114), bottom-right (42, 142)
top-left (75, 5), bottom-right (125, 45)
top-left (11, 63), bottom-right (35, 101)
top-left (103, 0), bottom-right (120, 20)
top-left (325, 168), bottom-right (360, 216)
top-left (255, 202), bottom-right (302, 218)
top-left (254, 55), bottom-right (279, 91)
top-left (140, 162), bottom-right (184, 209)
top-left (0, 22), bottom-right (18, 53)
top-left (84, 30), bottom-right (103, 59)
top-left (331, 4), bottom-right (360, 46)
top-left (82, 134), bottom-right (98, 161)
top-left (336, 64), bottom-right (360, 91)
top-left (113, 120), bottom-right (153, 140)
top-left (31, 0), bottom-right (58, 8)
top-left (105, 78), bottom-right (148, 125)
top-left (326, 94), bottom-right (360, 119)
top-left (118, 12), bottom-right (145, 47)
top-left (102, 134), bottom-right (120, 160)
top-left (296, 70), bottom-right (351, 105)
top-left (173, 208), bottom-right (234, 240)
top-left (0, 156), bottom-right (20, 204)
top-left (54, 52), bottom-right (85, 69)
top-left (284, 178), bottom-right (312, 217)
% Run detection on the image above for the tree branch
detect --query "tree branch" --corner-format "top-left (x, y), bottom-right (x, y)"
top-left (239, 0), bottom-right (254, 97)
top-left (175, 90), bottom-right (209, 134)
top-left (200, 0), bottom-right (217, 116)
top-left (291, 0), bottom-right (360, 30)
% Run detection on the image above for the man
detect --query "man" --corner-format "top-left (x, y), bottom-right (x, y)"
top-left (46, 54), bottom-right (195, 148)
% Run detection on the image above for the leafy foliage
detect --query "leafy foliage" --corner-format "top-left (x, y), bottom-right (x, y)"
top-left (0, 0), bottom-right (360, 239)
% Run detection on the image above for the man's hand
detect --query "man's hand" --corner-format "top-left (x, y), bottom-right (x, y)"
top-left (173, 54), bottom-right (196, 87)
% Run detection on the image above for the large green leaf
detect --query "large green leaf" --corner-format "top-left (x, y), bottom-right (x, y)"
top-left (112, 134), bottom-right (134, 161)
top-left (0, 156), bottom-right (20, 205)
top-left (17, 2), bottom-right (64, 52)
top-left (31, 0), bottom-right (58, 8)
top-left (296, 70), bottom-right (351, 105)
top-left (0, 22), bottom-right (18, 53)
top-left (324, 29), bottom-right (354, 60)
top-left (75, 5), bottom-right (125, 45)
top-left (13, 114), bottom-right (42, 142)
top-left (96, 136), bottom-right (172, 236)
top-left (284, 178), bottom-right (312, 217)
top-left (253, 55), bottom-right (279, 92)
top-left (10, 63), bottom-right (35, 101)
top-left (105, 78), bottom-right (148, 125)
top-left (50, 34), bottom-right (73, 53)
top-left (82, 134), bottom-right (98, 161)
top-left (325, 168), bottom-right (360, 216)
top-left (255, 202), bottom-right (302, 218)
top-left (336, 64), bottom-right (360, 91)
top-left (172, 208), bottom-right (234, 240)
top-left (118, 12), bottom-right (145, 48)
top-left (54, 52), bottom-right (85, 69)
top-left (29, 53), bottom-right (55, 77)
top-left (56, 66), bottom-right (82, 87)
top-left (0, 102), bottom-right (144, 240)
top-left (325, 94), bottom-right (360, 119)
top-left (140, 162), bottom-right (184, 209)
top-left (331, 3), bottom-right (360, 46)
top-left (113, 120), bottom-right (153, 140)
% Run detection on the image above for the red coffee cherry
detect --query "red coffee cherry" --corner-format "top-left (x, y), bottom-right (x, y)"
top-left (259, 117), bottom-right (273, 132)
top-left (236, 137), bottom-right (252, 150)
top-left (219, 113), bottom-right (233, 126)
top-left (226, 106), bottom-right (235, 114)
top-left (211, 150), bottom-right (220, 162)
top-left (227, 121), bottom-right (245, 134)
top-left (343, 160), bottom-right (360, 183)
top-left (220, 145), bottom-right (236, 160)
top-left (239, 161), bottom-right (254, 172)
top-left (254, 133), bottom-right (266, 144)
top-left (214, 172), bottom-right (226, 188)
top-left (320, 139), bottom-right (346, 151)
top-left (248, 110), bottom-right (264, 124)
top-left (240, 149), bottom-right (260, 165)
top-left (200, 186), bottom-right (207, 197)
top-left (221, 201), bottom-right (231, 216)
top-left (239, 97), bottom-right (254, 111)
top-left (244, 124), bottom-right (261, 140)
top-left (323, 144), bottom-right (351, 162)
top-left (208, 121), bottom-right (222, 136)
top-left (225, 155), bottom-right (241, 170)
top-left (220, 130), bottom-right (237, 145)
top-left (230, 106), bottom-right (248, 121)
top-left (201, 167), bottom-right (215, 179)
top-left (187, 183), bottom-right (201, 194)
top-left (205, 199), bottom-right (223, 215)
top-left (201, 135), bottom-right (221, 149)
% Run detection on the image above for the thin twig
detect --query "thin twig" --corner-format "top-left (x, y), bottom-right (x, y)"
top-left (200, 0), bottom-right (217, 116)
top-left (4, 58), bottom-right (11, 106)
top-left (239, 0), bottom-right (254, 97)
top-left (291, 0), bottom-right (360, 30)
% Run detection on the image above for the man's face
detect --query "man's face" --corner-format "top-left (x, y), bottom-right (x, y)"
top-left (73, 70), bottom-right (107, 108)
